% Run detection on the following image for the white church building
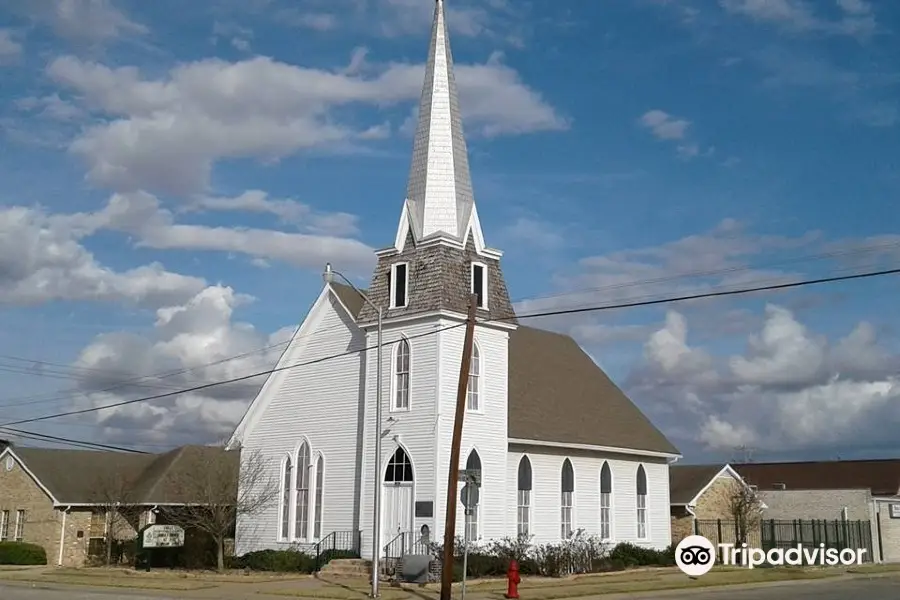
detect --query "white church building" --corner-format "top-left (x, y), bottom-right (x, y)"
top-left (228, 0), bottom-right (681, 560)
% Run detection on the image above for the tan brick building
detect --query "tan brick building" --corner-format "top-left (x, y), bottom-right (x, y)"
top-left (734, 459), bottom-right (900, 564)
top-left (0, 444), bottom-right (237, 567)
top-left (669, 464), bottom-right (762, 545)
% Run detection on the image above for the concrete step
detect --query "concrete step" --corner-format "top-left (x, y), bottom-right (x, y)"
top-left (319, 558), bottom-right (372, 577)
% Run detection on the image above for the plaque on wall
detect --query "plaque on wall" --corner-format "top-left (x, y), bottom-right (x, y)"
top-left (889, 504), bottom-right (900, 519)
top-left (415, 501), bottom-right (433, 518)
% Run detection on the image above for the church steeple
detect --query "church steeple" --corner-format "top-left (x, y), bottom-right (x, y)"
top-left (358, 0), bottom-right (516, 326)
top-left (404, 0), bottom-right (474, 243)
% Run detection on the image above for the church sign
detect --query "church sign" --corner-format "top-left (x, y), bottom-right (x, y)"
top-left (142, 524), bottom-right (185, 548)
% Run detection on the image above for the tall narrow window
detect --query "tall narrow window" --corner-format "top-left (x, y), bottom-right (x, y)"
top-left (14, 510), bottom-right (24, 541)
top-left (464, 450), bottom-right (481, 541)
top-left (600, 462), bottom-right (612, 540)
top-left (391, 263), bottom-right (409, 308)
top-left (280, 457), bottom-right (292, 540)
top-left (0, 510), bottom-right (8, 540)
top-left (313, 455), bottom-right (324, 539)
top-left (394, 339), bottom-right (410, 410)
top-left (466, 343), bottom-right (480, 411)
top-left (636, 465), bottom-right (648, 539)
top-left (517, 456), bottom-right (532, 539)
top-left (294, 442), bottom-right (310, 540)
top-left (471, 263), bottom-right (486, 308)
top-left (561, 459), bottom-right (574, 539)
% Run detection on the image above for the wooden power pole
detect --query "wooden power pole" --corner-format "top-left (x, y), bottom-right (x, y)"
top-left (439, 294), bottom-right (479, 600)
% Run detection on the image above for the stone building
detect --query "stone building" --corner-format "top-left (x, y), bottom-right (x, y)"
top-left (0, 444), bottom-right (236, 566)
top-left (734, 459), bottom-right (900, 563)
top-left (669, 464), bottom-right (759, 544)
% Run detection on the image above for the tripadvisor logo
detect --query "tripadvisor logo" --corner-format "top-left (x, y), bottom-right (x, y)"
top-left (675, 535), bottom-right (716, 577)
top-left (675, 535), bottom-right (868, 576)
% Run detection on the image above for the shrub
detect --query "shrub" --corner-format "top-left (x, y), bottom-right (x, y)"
top-left (608, 542), bottom-right (675, 567)
top-left (230, 548), bottom-right (315, 572)
top-left (0, 541), bottom-right (47, 565)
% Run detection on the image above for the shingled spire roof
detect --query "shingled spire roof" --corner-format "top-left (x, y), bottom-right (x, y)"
top-left (404, 0), bottom-right (474, 243)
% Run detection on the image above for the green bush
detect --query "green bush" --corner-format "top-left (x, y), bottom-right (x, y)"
top-left (608, 542), bottom-right (675, 567)
top-left (0, 541), bottom-right (47, 565)
top-left (230, 549), bottom-right (316, 572)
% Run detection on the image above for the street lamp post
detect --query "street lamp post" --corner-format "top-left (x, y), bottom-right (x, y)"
top-left (323, 263), bottom-right (384, 598)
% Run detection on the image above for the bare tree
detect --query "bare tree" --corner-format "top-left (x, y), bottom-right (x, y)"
top-left (90, 472), bottom-right (142, 566)
top-left (160, 445), bottom-right (278, 571)
top-left (729, 481), bottom-right (764, 545)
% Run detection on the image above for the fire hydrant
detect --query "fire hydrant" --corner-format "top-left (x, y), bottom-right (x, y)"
top-left (504, 559), bottom-right (521, 599)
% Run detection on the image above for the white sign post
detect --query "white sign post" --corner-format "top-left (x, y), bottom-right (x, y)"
top-left (459, 471), bottom-right (481, 600)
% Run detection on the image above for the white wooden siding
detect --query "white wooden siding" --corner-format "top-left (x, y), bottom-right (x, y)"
top-left (235, 292), bottom-right (366, 554)
top-left (358, 320), bottom-right (440, 559)
top-left (507, 447), bottom-right (671, 549)
top-left (433, 322), bottom-right (510, 545)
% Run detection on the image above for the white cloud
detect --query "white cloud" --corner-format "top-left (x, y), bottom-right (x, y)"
top-left (0, 29), bottom-right (23, 63)
top-left (639, 109), bottom-right (690, 140)
top-left (47, 53), bottom-right (565, 195)
top-left (68, 285), bottom-right (294, 444)
top-left (638, 109), bottom-right (714, 160)
top-left (629, 305), bottom-right (900, 455)
top-left (719, 0), bottom-right (877, 38)
top-left (16, 0), bottom-right (147, 43)
top-left (0, 204), bottom-right (205, 308)
top-left (184, 190), bottom-right (361, 237)
top-left (97, 191), bottom-right (374, 273)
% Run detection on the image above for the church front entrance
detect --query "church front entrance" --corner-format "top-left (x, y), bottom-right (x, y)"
top-left (381, 446), bottom-right (415, 556)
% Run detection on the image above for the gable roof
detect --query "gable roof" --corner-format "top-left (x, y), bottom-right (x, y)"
top-left (3, 445), bottom-right (236, 506)
top-left (733, 459), bottom-right (900, 496)
top-left (669, 464), bottom-right (733, 505)
top-left (330, 292), bottom-right (678, 457)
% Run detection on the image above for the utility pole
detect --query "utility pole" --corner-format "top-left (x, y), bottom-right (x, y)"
top-left (439, 294), bottom-right (478, 600)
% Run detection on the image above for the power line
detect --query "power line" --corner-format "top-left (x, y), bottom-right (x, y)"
top-left (0, 426), bottom-right (148, 453)
top-left (3, 265), bottom-right (897, 429)
top-left (6, 241), bottom-right (896, 409)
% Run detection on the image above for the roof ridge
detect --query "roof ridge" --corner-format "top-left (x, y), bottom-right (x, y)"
top-left (134, 446), bottom-right (187, 503)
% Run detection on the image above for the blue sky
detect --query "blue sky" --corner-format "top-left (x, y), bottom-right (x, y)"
top-left (0, 0), bottom-right (898, 462)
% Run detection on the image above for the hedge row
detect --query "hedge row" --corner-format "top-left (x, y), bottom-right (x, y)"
top-left (0, 541), bottom-right (47, 565)
top-left (227, 531), bottom-right (674, 578)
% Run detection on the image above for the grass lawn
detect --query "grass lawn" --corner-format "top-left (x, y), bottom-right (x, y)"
top-left (265, 567), bottom-right (849, 600)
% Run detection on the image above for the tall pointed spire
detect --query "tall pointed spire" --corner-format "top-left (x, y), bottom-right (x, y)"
top-left (404, 0), bottom-right (474, 242)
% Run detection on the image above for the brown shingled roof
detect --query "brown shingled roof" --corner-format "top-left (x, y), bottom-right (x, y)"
top-left (669, 464), bottom-right (729, 505)
top-left (7, 445), bottom-right (236, 505)
top-left (329, 286), bottom-right (679, 456)
top-left (733, 459), bottom-right (900, 496)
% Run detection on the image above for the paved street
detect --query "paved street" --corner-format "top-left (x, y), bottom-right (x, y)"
top-left (1, 575), bottom-right (898, 600)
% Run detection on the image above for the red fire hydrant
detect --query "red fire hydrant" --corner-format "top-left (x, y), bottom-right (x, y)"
top-left (505, 559), bottom-right (521, 599)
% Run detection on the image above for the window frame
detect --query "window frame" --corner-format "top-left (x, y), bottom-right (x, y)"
top-left (463, 450), bottom-right (482, 542)
top-left (390, 262), bottom-right (410, 309)
top-left (0, 510), bottom-right (8, 541)
top-left (560, 458), bottom-right (575, 540)
top-left (636, 464), bottom-right (648, 541)
top-left (470, 262), bottom-right (488, 309)
top-left (466, 341), bottom-right (482, 413)
top-left (14, 509), bottom-right (24, 541)
top-left (294, 442), bottom-right (311, 542)
top-left (313, 454), bottom-right (325, 541)
top-left (278, 454), bottom-right (293, 541)
top-left (516, 456), bottom-right (532, 539)
top-left (600, 461), bottom-right (613, 542)
top-left (392, 338), bottom-right (411, 412)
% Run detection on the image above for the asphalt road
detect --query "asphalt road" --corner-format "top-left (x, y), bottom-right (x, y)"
top-left (1, 576), bottom-right (898, 599)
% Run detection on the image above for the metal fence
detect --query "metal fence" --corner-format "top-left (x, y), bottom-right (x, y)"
top-left (695, 519), bottom-right (873, 565)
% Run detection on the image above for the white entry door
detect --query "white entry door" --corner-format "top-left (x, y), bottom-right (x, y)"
top-left (382, 483), bottom-right (413, 555)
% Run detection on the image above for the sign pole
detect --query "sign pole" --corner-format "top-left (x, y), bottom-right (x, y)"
top-left (462, 501), bottom-right (469, 600)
